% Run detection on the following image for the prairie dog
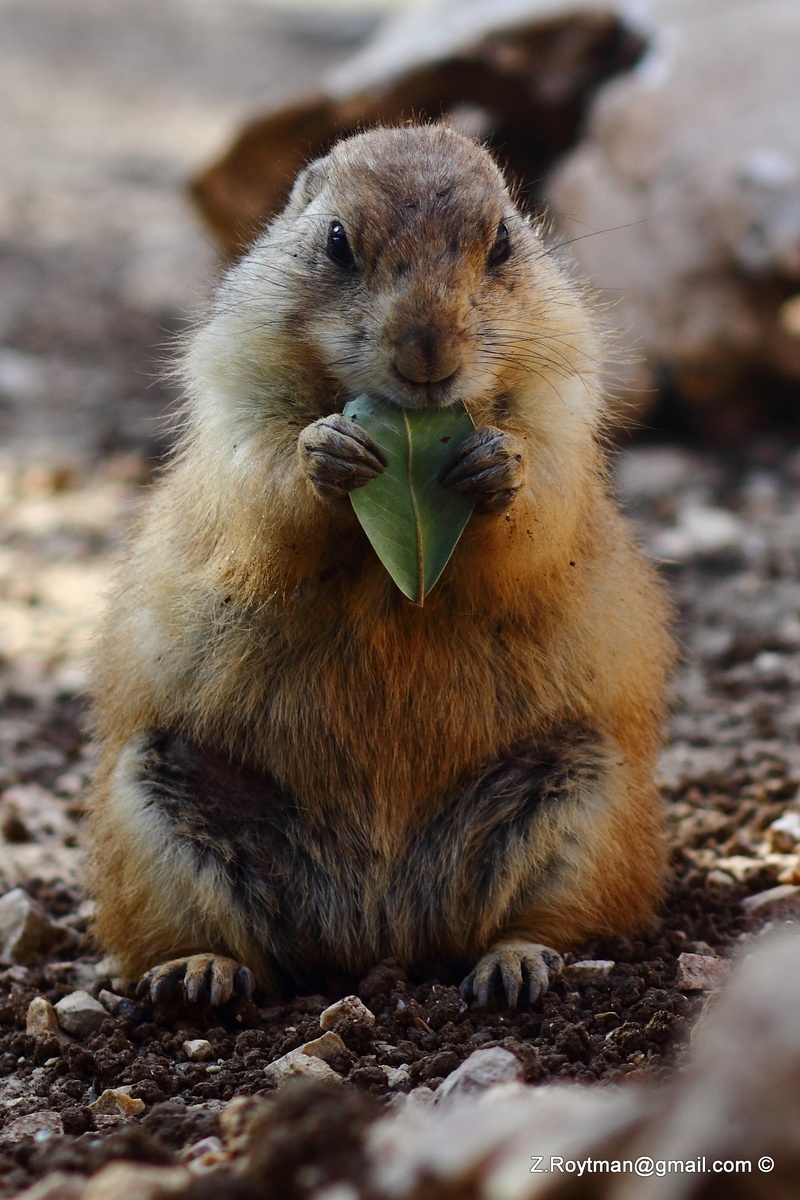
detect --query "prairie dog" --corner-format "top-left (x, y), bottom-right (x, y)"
top-left (87, 124), bottom-right (673, 1008)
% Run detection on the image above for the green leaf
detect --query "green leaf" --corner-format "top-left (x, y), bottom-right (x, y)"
top-left (343, 394), bottom-right (475, 605)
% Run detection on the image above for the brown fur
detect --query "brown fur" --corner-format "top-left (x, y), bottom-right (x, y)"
top-left (86, 125), bottom-right (674, 996)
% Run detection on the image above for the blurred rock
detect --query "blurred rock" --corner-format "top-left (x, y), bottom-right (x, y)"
top-left (13, 1173), bottom-right (86, 1200)
top-left (675, 952), bottom-right (730, 991)
top-left (0, 1110), bottom-right (63, 1148)
top-left (0, 887), bottom-right (73, 966)
top-left (436, 1047), bottom-right (524, 1103)
top-left (82, 1163), bottom-right (191, 1200)
top-left (741, 883), bottom-right (800, 915)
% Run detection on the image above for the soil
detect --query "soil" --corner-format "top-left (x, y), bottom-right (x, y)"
top-left (2, 1), bottom-right (800, 1197)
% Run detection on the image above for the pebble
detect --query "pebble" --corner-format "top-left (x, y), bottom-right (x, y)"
top-left (263, 1035), bottom-right (345, 1086)
top-left (98, 988), bottom-right (126, 1014)
top-left (675, 952), bottom-right (731, 991)
top-left (89, 1088), bottom-right (146, 1118)
top-left (741, 883), bottom-right (800, 915)
top-left (0, 887), bottom-right (72, 966)
top-left (182, 1038), bottom-right (213, 1061)
top-left (54, 989), bottom-right (109, 1038)
top-left (564, 959), bottom-right (615, 981)
top-left (436, 1047), bottom-right (523, 1103)
top-left (319, 995), bottom-right (376, 1030)
top-left (769, 811), bottom-right (800, 852)
top-left (26, 996), bottom-right (60, 1040)
top-left (380, 1064), bottom-right (412, 1089)
top-left (299, 1031), bottom-right (347, 1061)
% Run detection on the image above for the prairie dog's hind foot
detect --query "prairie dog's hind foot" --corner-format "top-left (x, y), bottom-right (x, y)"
top-left (136, 954), bottom-right (254, 1007)
top-left (460, 941), bottom-right (564, 1008)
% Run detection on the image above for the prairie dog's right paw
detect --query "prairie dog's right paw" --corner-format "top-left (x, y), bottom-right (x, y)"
top-left (460, 941), bottom-right (563, 1008)
top-left (299, 414), bottom-right (388, 499)
top-left (136, 954), bottom-right (254, 1007)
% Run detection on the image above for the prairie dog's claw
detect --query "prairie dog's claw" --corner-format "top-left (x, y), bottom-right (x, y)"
top-left (460, 941), bottom-right (563, 1008)
top-left (439, 426), bottom-right (524, 513)
top-left (299, 414), bottom-right (388, 499)
top-left (137, 953), bottom-right (254, 1006)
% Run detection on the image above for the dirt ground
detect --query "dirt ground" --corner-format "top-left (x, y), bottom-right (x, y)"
top-left (2, 2), bottom-right (800, 1197)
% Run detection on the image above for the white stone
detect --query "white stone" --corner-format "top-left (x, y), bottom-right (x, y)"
top-left (54, 989), bottom-right (109, 1037)
top-left (0, 888), bottom-right (71, 966)
top-left (182, 1038), bottom-right (213, 1061)
top-left (319, 995), bottom-right (376, 1030)
top-left (741, 884), bottom-right (800, 915)
top-left (676, 953), bottom-right (731, 991)
top-left (769, 811), bottom-right (800, 852)
top-left (564, 959), bottom-right (616, 981)
top-left (381, 1064), bottom-right (411, 1089)
top-left (436, 1047), bottom-right (523, 1103)
top-left (263, 1047), bottom-right (342, 1086)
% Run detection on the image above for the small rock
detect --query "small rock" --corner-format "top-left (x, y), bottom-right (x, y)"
top-left (26, 996), bottom-right (60, 1039)
top-left (381, 1064), bottom-right (412, 1089)
top-left (82, 1162), bottom-right (192, 1200)
top-left (769, 811), bottom-right (800, 852)
top-left (98, 989), bottom-right (126, 1014)
top-left (564, 959), bottom-right (615, 981)
top-left (90, 1088), bottom-right (146, 1118)
top-left (182, 1038), bottom-right (213, 1061)
top-left (712, 855), bottom-right (765, 883)
top-left (299, 1031), bottom-right (346, 1061)
top-left (676, 953), bottom-right (731, 991)
top-left (0, 888), bottom-right (72, 966)
top-left (741, 883), bottom-right (800, 915)
top-left (263, 1046), bottom-right (342, 1086)
top-left (436, 1047), bottom-right (523, 1103)
top-left (0, 1110), bottom-right (63, 1147)
top-left (55, 989), bottom-right (109, 1038)
top-left (320, 995), bottom-right (376, 1030)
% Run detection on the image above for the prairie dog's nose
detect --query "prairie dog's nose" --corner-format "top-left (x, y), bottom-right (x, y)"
top-left (393, 325), bottom-right (462, 384)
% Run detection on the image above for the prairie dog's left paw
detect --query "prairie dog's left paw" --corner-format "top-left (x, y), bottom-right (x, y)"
top-left (438, 426), bottom-right (524, 513)
top-left (136, 954), bottom-right (254, 1007)
top-left (460, 941), bottom-right (563, 1008)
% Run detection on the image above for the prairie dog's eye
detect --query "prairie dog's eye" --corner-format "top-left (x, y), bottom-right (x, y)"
top-left (327, 221), bottom-right (355, 268)
top-left (488, 222), bottom-right (511, 267)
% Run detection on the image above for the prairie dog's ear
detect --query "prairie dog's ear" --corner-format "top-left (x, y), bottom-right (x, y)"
top-left (286, 156), bottom-right (328, 211)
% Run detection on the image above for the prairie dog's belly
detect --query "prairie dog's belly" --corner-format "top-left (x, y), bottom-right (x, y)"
top-left (177, 589), bottom-right (555, 823)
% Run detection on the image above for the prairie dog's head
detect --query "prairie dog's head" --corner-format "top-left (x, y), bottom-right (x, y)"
top-left (189, 125), bottom-right (603, 435)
